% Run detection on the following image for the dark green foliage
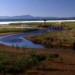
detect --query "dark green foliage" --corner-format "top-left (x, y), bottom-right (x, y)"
top-left (0, 49), bottom-right (59, 74)
top-left (73, 42), bottom-right (75, 50)
top-left (35, 55), bottom-right (46, 61)
top-left (23, 50), bottom-right (39, 67)
top-left (11, 61), bottom-right (23, 73)
top-left (0, 62), bottom-right (4, 72)
top-left (0, 28), bottom-right (38, 33)
top-left (46, 54), bottom-right (59, 60)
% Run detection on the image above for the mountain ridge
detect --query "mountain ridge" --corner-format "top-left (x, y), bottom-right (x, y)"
top-left (0, 15), bottom-right (75, 20)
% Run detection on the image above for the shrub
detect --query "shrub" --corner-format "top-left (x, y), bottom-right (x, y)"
top-left (46, 54), bottom-right (59, 60)
top-left (35, 55), bottom-right (46, 61)
top-left (73, 41), bottom-right (75, 50)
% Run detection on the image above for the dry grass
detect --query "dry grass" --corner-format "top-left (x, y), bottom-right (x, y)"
top-left (0, 44), bottom-right (74, 75)
top-left (27, 30), bottom-right (75, 49)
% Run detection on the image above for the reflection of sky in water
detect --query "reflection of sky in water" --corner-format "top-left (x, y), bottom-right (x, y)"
top-left (0, 28), bottom-right (63, 48)
top-left (1, 37), bottom-right (23, 43)
top-left (0, 36), bottom-right (44, 48)
top-left (0, 29), bottom-right (47, 48)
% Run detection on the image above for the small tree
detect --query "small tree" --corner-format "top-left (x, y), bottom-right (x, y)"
top-left (73, 41), bottom-right (75, 50)
top-left (44, 19), bottom-right (47, 26)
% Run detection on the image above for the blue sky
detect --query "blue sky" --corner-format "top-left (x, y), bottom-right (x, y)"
top-left (0, 0), bottom-right (75, 17)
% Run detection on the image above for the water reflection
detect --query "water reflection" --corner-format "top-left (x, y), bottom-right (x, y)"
top-left (0, 28), bottom-right (63, 48)
top-left (1, 37), bottom-right (23, 43)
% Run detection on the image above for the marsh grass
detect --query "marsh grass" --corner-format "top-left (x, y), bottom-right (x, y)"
top-left (0, 28), bottom-right (38, 33)
top-left (0, 46), bottom-right (60, 75)
top-left (28, 30), bottom-right (75, 49)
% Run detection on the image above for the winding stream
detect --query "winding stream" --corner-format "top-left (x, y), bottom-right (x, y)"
top-left (0, 28), bottom-right (63, 48)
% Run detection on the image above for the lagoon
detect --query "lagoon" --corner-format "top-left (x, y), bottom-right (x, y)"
top-left (0, 28), bottom-right (63, 48)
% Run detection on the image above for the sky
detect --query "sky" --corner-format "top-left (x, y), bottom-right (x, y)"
top-left (0, 0), bottom-right (75, 17)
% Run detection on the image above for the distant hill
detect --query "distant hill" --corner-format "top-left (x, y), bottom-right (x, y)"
top-left (0, 15), bottom-right (75, 20)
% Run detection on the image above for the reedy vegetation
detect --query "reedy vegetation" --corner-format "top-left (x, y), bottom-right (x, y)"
top-left (0, 45), bottom-right (59, 74)
top-left (26, 22), bottom-right (75, 49)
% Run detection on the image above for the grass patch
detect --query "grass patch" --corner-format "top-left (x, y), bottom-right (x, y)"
top-left (27, 30), bottom-right (75, 49)
top-left (0, 27), bottom-right (38, 33)
top-left (0, 46), bottom-right (59, 74)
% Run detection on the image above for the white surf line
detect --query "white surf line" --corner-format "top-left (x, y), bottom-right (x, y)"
top-left (47, 20), bottom-right (75, 22)
top-left (0, 20), bottom-right (75, 24)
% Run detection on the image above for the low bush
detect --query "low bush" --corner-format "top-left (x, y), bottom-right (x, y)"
top-left (46, 54), bottom-right (59, 60)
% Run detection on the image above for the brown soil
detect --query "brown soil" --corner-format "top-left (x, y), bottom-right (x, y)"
top-left (0, 44), bottom-right (75, 75)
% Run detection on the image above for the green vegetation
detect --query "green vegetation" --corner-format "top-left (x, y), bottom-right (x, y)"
top-left (0, 27), bottom-right (38, 33)
top-left (26, 21), bottom-right (75, 49)
top-left (0, 46), bottom-right (59, 75)
top-left (9, 21), bottom-right (75, 30)
top-left (0, 21), bottom-right (75, 75)
top-left (9, 23), bottom-right (25, 26)
top-left (9, 22), bottom-right (63, 28)
top-left (28, 30), bottom-right (75, 49)
top-left (28, 21), bottom-right (75, 30)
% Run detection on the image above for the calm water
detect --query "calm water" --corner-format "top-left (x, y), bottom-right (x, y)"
top-left (0, 28), bottom-right (63, 48)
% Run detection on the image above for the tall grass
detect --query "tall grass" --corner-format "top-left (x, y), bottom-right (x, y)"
top-left (0, 28), bottom-right (38, 33)
top-left (0, 46), bottom-right (59, 74)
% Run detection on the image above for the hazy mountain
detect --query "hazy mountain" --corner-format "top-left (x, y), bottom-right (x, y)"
top-left (0, 15), bottom-right (75, 20)
top-left (0, 15), bottom-right (34, 19)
